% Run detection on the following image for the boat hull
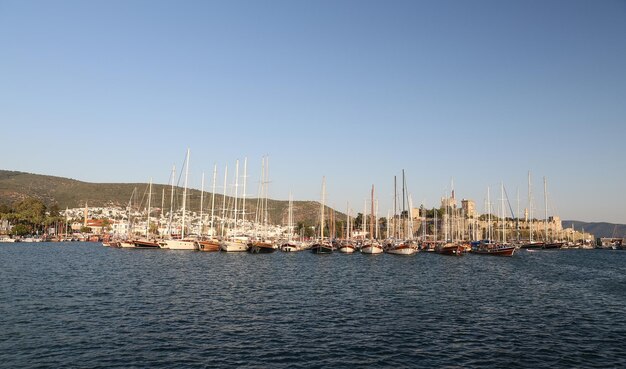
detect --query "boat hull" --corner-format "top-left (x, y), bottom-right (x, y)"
top-left (361, 245), bottom-right (384, 254)
top-left (474, 245), bottom-right (516, 256)
top-left (220, 241), bottom-right (248, 252)
top-left (311, 243), bottom-right (333, 254)
top-left (247, 242), bottom-right (277, 253)
top-left (198, 240), bottom-right (220, 252)
top-left (337, 245), bottom-right (356, 253)
top-left (386, 244), bottom-right (417, 255)
top-left (163, 239), bottom-right (198, 250)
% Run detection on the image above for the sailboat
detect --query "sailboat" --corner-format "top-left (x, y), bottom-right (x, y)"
top-left (361, 185), bottom-right (384, 254)
top-left (386, 171), bottom-right (418, 255)
top-left (248, 157), bottom-right (277, 254)
top-left (198, 164), bottom-right (220, 252)
top-left (310, 177), bottom-right (333, 254)
top-left (521, 171), bottom-right (544, 249)
top-left (163, 149), bottom-right (199, 250)
top-left (220, 159), bottom-right (249, 252)
top-left (474, 184), bottom-right (516, 256)
top-left (337, 202), bottom-right (356, 253)
top-left (281, 192), bottom-right (300, 252)
top-left (541, 176), bottom-right (563, 249)
top-left (133, 178), bottom-right (161, 248)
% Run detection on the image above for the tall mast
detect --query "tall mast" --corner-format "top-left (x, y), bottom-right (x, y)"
top-left (393, 175), bottom-right (397, 238)
top-left (370, 185), bottom-right (375, 241)
top-left (528, 170), bottom-right (533, 243)
top-left (320, 177), bottom-right (326, 239)
top-left (146, 178), bottom-right (152, 237)
top-left (501, 182), bottom-right (505, 243)
top-left (181, 149), bottom-right (190, 239)
top-left (346, 202), bottom-right (350, 239)
top-left (168, 165), bottom-right (175, 237)
top-left (375, 200), bottom-right (379, 239)
top-left (288, 192), bottom-right (293, 242)
top-left (221, 165), bottom-right (228, 237)
top-left (200, 172), bottom-right (205, 236)
top-left (487, 186), bottom-right (492, 242)
top-left (210, 164), bottom-right (217, 237)
top-left (233, 160), bottom-right (239, 236)
top-left (543, 176), bottom-right (548, 243)
top-left (242, 157), bottom-right (247, 226)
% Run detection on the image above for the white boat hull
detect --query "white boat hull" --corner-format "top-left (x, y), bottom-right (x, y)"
top-left (361, 245), bottom-right (384, 254)
top-left (163, 239), bottom-right (198, 250)
top-left (220, 241), bottom-right (248, 252)
top-left (120, 241), bottom-right (135, 248)
top-left (386, 247), bottom-right (417, 255)
top-left (337, 246), bottom-right (356, 253)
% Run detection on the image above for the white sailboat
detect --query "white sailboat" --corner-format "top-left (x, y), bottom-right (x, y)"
top-left (362, 185), bottom-right (384, 254)
top-left (220, 159), bottom-right (249, 252)
top-left (164, 149), bottom-right (198, 250)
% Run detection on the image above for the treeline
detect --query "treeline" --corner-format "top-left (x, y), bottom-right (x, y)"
top-left (0, 198), bottom-right (63, 236)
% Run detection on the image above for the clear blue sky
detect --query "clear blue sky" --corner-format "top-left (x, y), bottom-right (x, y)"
top-left (1, 0), bottom-right (625, 224)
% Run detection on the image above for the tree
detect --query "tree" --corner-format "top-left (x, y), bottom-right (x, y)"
top-left (11, 224), bottom-right (30, 236)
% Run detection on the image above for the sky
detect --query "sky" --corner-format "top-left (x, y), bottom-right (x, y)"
top-left (1, 0), bottom-right (625, 224)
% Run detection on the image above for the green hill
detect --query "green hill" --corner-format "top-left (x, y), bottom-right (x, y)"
top-left (0, 170), bottom-right (341, 227)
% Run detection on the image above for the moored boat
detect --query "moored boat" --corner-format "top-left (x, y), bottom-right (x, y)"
top-left (436, 242), bottom-right (466, 256)
top-left (198, 239), bottom-right (220, 252)
top-left (473, 241), bottom-right (516, 256)
top-left (361, 241), bottom-right (384, 254)
top-left (247, 240), bottom-right (277, 253)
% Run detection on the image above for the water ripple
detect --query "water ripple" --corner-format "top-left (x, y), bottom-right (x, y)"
top-left (1, 244), bottom-right (626, 368)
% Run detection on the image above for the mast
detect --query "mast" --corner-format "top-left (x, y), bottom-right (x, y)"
top-left (346, 202), bottom-right (350, 239)
top-left (233, 159), bottom-right (239, 237)
top-left (487, 187), bottom-right (492, 242)
top-left (528, 171), bottom-right (533, 243)
top-left (181, 149), bottom-right (190, 239)
top-left (288, 193), bottom-right (293, 242)
top-left (370, 185), bottom-right (375, 241)
top-left (146, 178), bottom-right (152, 237)
top-left (320, 177), bottom-right (326, 239)
top-left (543, 176), bottom-right (548, 243)
top-left (242, 157), bottom-right (247, 227)
top-left (501, 182), bottom-right (505, 243)
top-left (210, 164), bottom-right (217, 238)
top-left (168, 165), bottom-right (175, 237)
top-left (221, 165), bottom-right (228, 237)
top-left (393, 175), bottom-right (397, 238)
top-left (375, 200), bottom-right (379, 239)
top-left (200, 172), bottom-right (205, 236)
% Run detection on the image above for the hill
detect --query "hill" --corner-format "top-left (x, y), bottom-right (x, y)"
top-left (0, 170), bottom-right (341, 226)
top-left (563, 220), bottom-right (626, 239)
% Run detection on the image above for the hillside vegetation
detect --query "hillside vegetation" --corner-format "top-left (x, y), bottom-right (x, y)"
top-left (0, 170), bottom-right (341, 226)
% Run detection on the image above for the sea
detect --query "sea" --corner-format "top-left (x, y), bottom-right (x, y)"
top-left (1, 243), bottom-right (625, 368)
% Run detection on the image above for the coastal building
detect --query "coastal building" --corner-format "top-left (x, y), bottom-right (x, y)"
top-left (461, 199), bottom-right (476, 218)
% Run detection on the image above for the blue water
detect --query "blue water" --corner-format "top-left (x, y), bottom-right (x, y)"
top-left (1, 243), bottom-right (626, 368)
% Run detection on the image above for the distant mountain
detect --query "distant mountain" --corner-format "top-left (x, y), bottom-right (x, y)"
top-left (563, 220), bottom-right (626, 239)
top-left (0, 170), bottom-right (340, 226)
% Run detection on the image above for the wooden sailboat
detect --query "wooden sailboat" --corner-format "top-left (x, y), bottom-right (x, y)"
top-left (311, 177), bottom-right (333, 254)
top-left (387, 171), bottom-right (417, 255)
top-left (248, 157), bottom-right (277, 253)
top-left (474, 184), bottom-right (516, 256)
top-left (133, 178), bottom-right (161, 249)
